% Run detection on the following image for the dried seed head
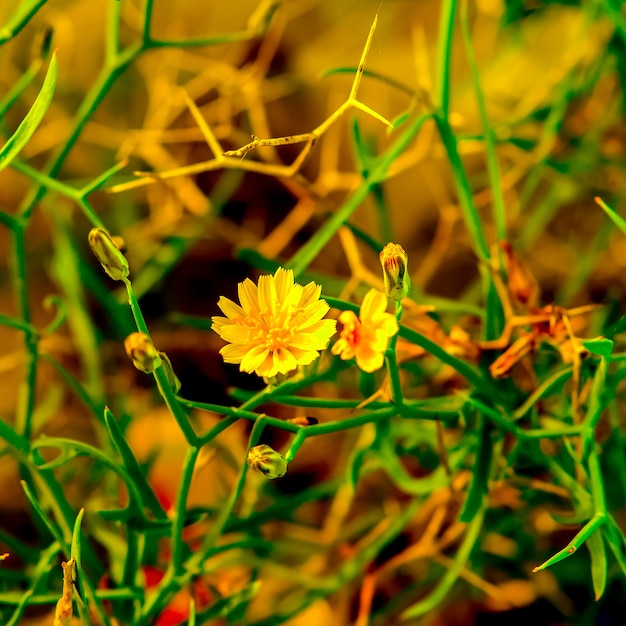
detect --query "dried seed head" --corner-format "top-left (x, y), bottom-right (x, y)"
top-left (379, 243), bottom-right (411, 301)
top-left (247, 444), bottom-right (287, 479)
top-left (88, 227), bottom-right (129, 281)
top-left (124, 332), bottom-right (161, 373)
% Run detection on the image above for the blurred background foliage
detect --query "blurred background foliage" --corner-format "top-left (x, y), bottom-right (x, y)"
top-left (1, 0), bottom-right (626, 624)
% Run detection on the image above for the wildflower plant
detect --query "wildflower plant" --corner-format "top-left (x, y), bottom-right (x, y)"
top-left (0, 1), bottom-right (625, 625)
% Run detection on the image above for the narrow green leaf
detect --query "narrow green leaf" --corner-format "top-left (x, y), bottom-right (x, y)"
top-left (460, 0), bottom-right (506, 242)
top-left (459, 417), bottom-right (491, 523)
top-left (0, 52), bottom-right (57, 174)
top-left (582, 359), bottom-right (609, 461)
top-left (390, 111), bottom-right (410, 129)
top-left (582, 338), bottom-right (614, 360)
top-left (70, 508), bottom-right (84, 567)
top-left (20, 480), bottom-right (66, 548)
top-left (402, 506), bottom-right (485, 619)
top-left (347, 447), bottom-right (369, 491)
top-left (103, 407), bottom-right (167, 519)
top-left (596, 196), bottom-right (626, 235)
top-left (602, 516), bottom-right (626, 578)
top-left (533, 515), bottom-right (605, 572)
top-left (194, 582), bottom-right (261, 621)
top-left (71, 508), bottom-right (86, 607)
top-left (586, 529), bottom-right (607, 601)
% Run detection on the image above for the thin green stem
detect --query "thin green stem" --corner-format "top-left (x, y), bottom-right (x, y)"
top-left (434, 0), bottom-right (457, 117)
top-left (385, 302), bottom-right (404, 408)
top-left (460, 0), bottom-right (506, 241)
top-left (466, 395), bottom-right (582, 439)
top-left (513, 366), bottom-right (573, 420)
top-left (434, 117), bottom-right (489, 261)
top-left (19, 43), bottom-right (141, 221)
top-left (0, 0), bottom-right (48, 45)
top-left (402, 504), bottom-right (485, 618)
top-left (11, 225), bottom-right (38, 440)
top-left (124, 279), bottom-right (198, 446)
top-left (588, 449), bottom-right (607, 516)
top-left (171, 446), bottom-right (200, 574)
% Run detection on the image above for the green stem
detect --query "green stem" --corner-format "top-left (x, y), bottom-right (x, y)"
top-left (124, 279), bottom-right (198, 446)
top-left (287, 182), bottom-right (371, 278)
top-left (11, 225), bottom-right (38, 440)
top-left (19, 43), bottom-right (141, 220)
top-left (385, 302), bottom-right (404, 408)
top-left (588, 449), bottom-right (607, 516)
top-left (0, 0), bottom-right (48, 45)
top-left (402, 504), bottom-right (485, 618)
top-left (171, 446), bottom-right (200, 574)
top-left (460, 0), bottom-right (506, 241)
top-left (434, 0), bottom-right (457, 117)
top-left (434, 117), bottom-right (489, 261)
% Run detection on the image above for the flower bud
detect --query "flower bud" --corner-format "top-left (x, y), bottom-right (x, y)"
top-left (88, 227), bottom-right (129, 281)
top-left (380, 243), bottom-right (411, 301)
top-left (247, 444), bottom-right (287, 479)
top-left (158, 351), bottom-right (181, 393)
top-left (124, 332), bottom-right (161, 373)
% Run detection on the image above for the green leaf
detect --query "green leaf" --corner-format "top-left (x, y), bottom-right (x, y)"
top-left (402, 506), bottom-right (485, 619)
top-left (71, 508), bottom-right (86, 607)
top-left (103, 407), bottom-right (168, 520)
top-left (533, 515), bottom-right (605, 572)
top-left (20, 480), bottom-right (66, 547)
top-left (582, 338), bottom-right (614, 360)
top-left (596, 196), bottom-right (626, 236)
top-left (602, 516), bottom-right (626, 578)
top-left (459, 417), bottom-right (491, 523)
top-left (193, 582), bottom-right (261, 622)
top-left (0, 52), bottom-right (57, 174)
top-left (586, 529), bottom-right (607, 601)
top-left (347, 447), bottom-right (369, 491)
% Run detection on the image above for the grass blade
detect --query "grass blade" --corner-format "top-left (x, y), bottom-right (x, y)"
top-left (0, 51), bottom-right (57, 174)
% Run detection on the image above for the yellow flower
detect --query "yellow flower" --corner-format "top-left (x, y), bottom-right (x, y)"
top-left (212, 268), bottom-right (337, 379)
top-left (331, 289), bottom-right (399, 373)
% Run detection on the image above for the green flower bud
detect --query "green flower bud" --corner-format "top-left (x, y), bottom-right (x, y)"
top-left (124, 332), bottom-right (161, 373)
top-left (247, 444), bottom-right (287, 479)
top-left (379, 242), bottom-right (411, 301)
top-left (158, 351), bottom-right (181, 393)
top-left (88, 227), bottom-right (129, 281)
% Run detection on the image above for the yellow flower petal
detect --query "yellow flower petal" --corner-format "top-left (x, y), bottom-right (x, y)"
top-left (331, 289), bottom-right (398, 372)
top-left (360, 288), bottom-right (387, 321)
top-left (220, 343), bottom-right (252, 362)
top-left (217, 296), bottom-right (245, 320)
top-left (212, 267), bottom-right (336, 378)
top-left (257, 273), bottom-right (277, 313)
top-left (274, 267), bottom-right (295, 301)
top-left (238, 279), bottom-right (258, 313)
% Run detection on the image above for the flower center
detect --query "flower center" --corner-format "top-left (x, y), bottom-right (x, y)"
top-left (244, 306), bottom-right (302, 352)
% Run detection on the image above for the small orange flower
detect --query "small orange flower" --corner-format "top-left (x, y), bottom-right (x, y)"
top-left (212, 268), bottom-right (336, 379)
top-left (332, 289), bottom-right (399, 373)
